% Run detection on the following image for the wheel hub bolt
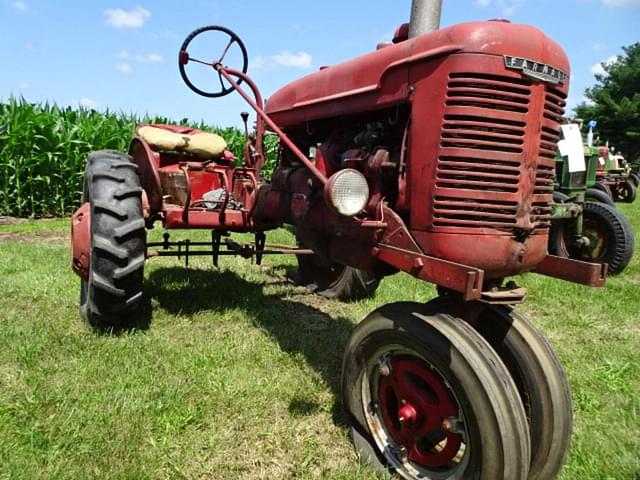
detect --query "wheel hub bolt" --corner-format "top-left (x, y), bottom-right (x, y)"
top-left (442, 416), bottom-right (464, 434)
top-left (394, 445), bottom-right (408, 462)
top-left (398, 402), bottom-right (418, 424)
top-left (377, 356), bottom-right (392, 377)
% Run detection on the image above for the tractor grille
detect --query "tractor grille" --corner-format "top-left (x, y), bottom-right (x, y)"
top-left (533, 85), bottom-right (567, 227)
top-left (433, 71), bottom-right (564, 232)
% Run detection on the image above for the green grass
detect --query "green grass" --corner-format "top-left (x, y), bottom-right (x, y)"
top-left (1, 203), bottom-right (639, 479)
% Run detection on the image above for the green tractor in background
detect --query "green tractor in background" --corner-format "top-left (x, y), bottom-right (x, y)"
top-left (550, 131), bottom-right (635, 275)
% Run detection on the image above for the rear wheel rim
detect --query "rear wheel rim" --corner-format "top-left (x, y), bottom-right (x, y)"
top-left (363, 346), bottom-right (469, 478)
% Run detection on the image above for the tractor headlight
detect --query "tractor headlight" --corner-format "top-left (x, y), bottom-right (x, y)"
top-left (325, 169), bottom-right (370, 216)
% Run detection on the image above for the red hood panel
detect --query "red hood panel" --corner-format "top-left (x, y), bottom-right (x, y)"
top-left (265, 21), bottom-right (569, 124)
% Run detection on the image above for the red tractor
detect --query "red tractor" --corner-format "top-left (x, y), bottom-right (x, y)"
top-left (71, 2), bottom-right (607, 478)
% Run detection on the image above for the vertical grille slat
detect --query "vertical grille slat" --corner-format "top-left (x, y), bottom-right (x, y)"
top-left (435, 73), bottom-right (532, 230)
top-left (433, 70), bottom-right (566, 232)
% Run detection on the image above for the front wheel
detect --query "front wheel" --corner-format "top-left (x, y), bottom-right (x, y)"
top-left (342, 302), bottom-right (531, 479)
top-left (549, 201), bottom-right (634, 275)
top-left (613, 180), bottom-right (637, 203)
top-left (424, 298), bottom-right (573, 480)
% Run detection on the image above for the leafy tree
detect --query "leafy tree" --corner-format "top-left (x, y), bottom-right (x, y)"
top-left (575, 43), bottom-right (640, 162)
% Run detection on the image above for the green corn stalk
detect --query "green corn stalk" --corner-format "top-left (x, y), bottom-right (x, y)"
top-left (0, 97), bottom-right (279, 218)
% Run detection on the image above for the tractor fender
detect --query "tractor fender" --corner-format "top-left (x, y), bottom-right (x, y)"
top-left (129, 137), bottom-right (163, 216)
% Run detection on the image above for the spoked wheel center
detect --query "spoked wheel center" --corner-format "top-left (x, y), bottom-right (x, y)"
top-left (369, 353), bottom-right (466, 474)
top-left (564, 218), bottom-right (607, 260)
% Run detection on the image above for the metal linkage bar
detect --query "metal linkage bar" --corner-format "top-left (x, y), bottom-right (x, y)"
top-left (147, 232), bottom-right (314, 267)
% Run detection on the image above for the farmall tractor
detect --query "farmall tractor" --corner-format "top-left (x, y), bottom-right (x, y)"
top-left (70, 1), bottom-right (609, 478)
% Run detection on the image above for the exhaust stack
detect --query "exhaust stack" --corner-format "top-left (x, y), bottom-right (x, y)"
top-left (409, 0), bottom-right (443, 38)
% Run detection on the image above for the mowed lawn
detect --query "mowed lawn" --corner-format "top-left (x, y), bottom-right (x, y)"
top-left (1, 203), bottom-right (639, 479)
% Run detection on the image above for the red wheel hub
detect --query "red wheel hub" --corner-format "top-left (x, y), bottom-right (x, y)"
top-left (378, 356), bottom-right (463, 468)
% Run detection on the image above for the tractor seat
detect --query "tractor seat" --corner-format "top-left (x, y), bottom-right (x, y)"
top-left (136, 124), bottom-right (227, 160)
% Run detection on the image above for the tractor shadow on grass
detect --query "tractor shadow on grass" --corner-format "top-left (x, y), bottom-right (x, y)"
top-left (145, 265), bottom-right (357, 426)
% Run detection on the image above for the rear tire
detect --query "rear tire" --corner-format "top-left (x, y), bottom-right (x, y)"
top-left (549, 201), bottom-right (634, 275)
top-left (295, 252), bottom-right (380, 301)
top-left (342, 302), bottom-right (531, 479)
top-left (630, 173), bottom-right (640, 188)
top-left (80, 150), bottom-right (146, 329)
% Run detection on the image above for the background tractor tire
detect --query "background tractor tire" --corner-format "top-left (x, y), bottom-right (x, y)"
top-left (295, 252), bottom-right (380, 301)
top-left (553, 191), bottom-right (569, 203)
top-left (80, 150), bottom-right (146, 330)
top-left (614, 180), bottom-right (637, 203)
top-left (592, 181), bottom-right (613, 200)
top-left (342, 302), bottom-right (531, 480)
top-left (585, 188), bottom-right (615, 206)
top-left (630, 173), bottom-right (640, 188)
top-left (549, 201), bottom-right (634, 275)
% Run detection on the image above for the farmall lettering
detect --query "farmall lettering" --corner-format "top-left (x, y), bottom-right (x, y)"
top-left (71, 2), bottom-right (606, 479)
top-left (504, 55), bottom-right (568, 84)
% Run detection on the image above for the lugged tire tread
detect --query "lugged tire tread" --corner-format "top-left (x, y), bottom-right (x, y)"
top-left (91, 272), bottom-right (126, 297)
top-left (114, 186), bottom-right (143, 200)
top-left (93, 235), bottom-right (128, 260)
top-left (113, 255), bottom-right (145, 280)
top-left (92, 172), bottom-right (126, 183)
top-left (114, 218), bottom-right (146, 239)
top-left (93, 200), bottom-right (128, 220)
top-left (79, 150), bottom-right (146, 329)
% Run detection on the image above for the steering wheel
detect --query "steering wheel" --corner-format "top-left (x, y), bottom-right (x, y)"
top-left (178, 25), bottom-right (249, 98)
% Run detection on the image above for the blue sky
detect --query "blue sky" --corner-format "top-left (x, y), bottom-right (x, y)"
top-left (1, 0), bottom-right (638, 127)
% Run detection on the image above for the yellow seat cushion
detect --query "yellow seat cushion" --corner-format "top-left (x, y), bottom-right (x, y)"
top-left (137, 125), bottom-right (227, 159)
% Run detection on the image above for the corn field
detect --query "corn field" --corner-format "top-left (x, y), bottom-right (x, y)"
top-left (0, 97), bottom-right (278, 218)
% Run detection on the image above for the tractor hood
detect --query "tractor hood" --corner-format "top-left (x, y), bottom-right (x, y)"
top-left (265, 20), bottom-right (570, 128)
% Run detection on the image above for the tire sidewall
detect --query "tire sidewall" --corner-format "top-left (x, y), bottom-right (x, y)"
top-left (342, 303), bottom-right (523, 479)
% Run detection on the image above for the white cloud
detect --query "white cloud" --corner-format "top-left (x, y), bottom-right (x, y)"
top-left (501, 0), bottom-right (525, 15)
top-left (135, 53), bottom-right (163, 63)
top-left (78, 98), bottom-right (98, 109)
top-left (251, 51), bottom-right (314, 71)
top-left (116, 49), bottom-right (129, 59)
top-left (104, 6), bottom-right (150, 29)
top-left (11, 0), bottom-right (28, 12)
top-left (273, 51), bottom-right (312, 69)
top-left (590, 55), bottom-right (618, 75)
top-left (601, 0), bottom-right (640, 6)
top-left (18, 81), bottom-right (29, 90)
top-left (116, 62), bottom-right (132, 74)
top-left (592, 42), bottom-right (607, 52)
top-left (25, 42), bottom-right (37, 52)
top-left (474, 0), bottom-right (525, 15)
